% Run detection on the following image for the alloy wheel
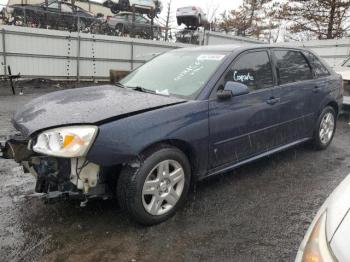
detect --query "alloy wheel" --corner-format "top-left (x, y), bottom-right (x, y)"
top-left (142, 160), bottom-right (185, 216)
top-left (319, 112), bottom-right (335, 145)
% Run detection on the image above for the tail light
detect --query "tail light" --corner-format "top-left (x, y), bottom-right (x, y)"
top-left (192, 7), bottom-right (197, 11)
top-left (107, 16), bottom-right (112, 20)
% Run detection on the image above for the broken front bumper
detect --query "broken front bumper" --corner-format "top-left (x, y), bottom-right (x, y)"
top-left (0, 136), bottom-right (110, 202)
top-left (0, 134), bottom-right (32, 161)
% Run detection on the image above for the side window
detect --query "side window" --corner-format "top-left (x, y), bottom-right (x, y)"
top-left (136, 15), bottom-right (147, 23)
top-left (48, 2), bottom-right (59, 9)
top-left (224, 51), bottom-right (274, 91)
top-left (273, 50), bottom-right (313, 85)
top-left (61, 4), bottom-right (73, 13)
top-left (304, 51), bottom-right (330, 78)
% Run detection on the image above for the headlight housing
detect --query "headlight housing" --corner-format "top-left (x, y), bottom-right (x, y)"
top-left (302, 212), bottom-right (335, 262)
top-left (33, 126), bottom-right (98, 158)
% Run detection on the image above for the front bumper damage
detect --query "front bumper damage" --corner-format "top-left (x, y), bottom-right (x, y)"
top-left (0, 135), bottom-right (111, 205)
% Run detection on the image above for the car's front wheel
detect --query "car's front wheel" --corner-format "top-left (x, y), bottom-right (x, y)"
top-left (313, 106), bottom-right (336, 150)
top-left (197, 14), bottom-right (202, 26)
top-left (117, 146), bottom-right (191, 225)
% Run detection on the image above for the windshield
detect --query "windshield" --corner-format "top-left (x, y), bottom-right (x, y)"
top-left (343, 57), bottom-right (350, 67)
top-left (120, 50), bottom-right (229, 99)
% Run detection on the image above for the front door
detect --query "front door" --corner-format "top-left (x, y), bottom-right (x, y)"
top-left (209, 50), bottom-right (280, 170)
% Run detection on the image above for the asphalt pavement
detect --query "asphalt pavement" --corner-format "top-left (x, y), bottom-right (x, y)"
top-left (1, 87), bottom-right (350, 262)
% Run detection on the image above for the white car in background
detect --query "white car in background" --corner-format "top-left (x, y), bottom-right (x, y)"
top-left (296, 174), bottom-right (350, 262)
top-left (176, 6), bottom-right (208, 29)
top-left (334, 57), bottom-right (350, 105)
top-left (103, 0), bottom-right (162, 18)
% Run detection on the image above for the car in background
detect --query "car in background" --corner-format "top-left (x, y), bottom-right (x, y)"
top-left (105, 12), bottom-right (162, 38)
top-left (3, 0), bottom-right (95, 31)
top-left (102, 0), bottom-right (162, 18)
top-left (334, 57), bottom-right (350, 105)
top-left (296, 174), bottom-right (350, 262)
top-left (176, 6), bottom-right (208, 29)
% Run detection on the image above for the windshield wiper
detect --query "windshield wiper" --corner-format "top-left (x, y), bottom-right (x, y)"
top-left (125, 86), bottom-right (170, 96)
top-left (130, 86), bottom-right (157, 94)
top-left (115, 82), bottom-right (126, 88)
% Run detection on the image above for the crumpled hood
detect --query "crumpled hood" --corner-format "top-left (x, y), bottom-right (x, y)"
top-left (12, 85), bottom-right (185, 137)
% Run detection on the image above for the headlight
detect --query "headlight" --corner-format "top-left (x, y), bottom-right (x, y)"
top-left (33, 126), bottom-right (98, 158)
top-left (302, 212), bottom-right (335, 262)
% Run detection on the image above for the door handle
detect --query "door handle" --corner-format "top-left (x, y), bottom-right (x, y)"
top-left (266, 97), bottom-right (280, 105)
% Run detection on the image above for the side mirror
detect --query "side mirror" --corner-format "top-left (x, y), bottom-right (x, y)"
top-left (217, 81), bottom-right (249, 100)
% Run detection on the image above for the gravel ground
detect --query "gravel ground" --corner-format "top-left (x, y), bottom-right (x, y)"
top-left (1, 87), bottom-right (350, 262)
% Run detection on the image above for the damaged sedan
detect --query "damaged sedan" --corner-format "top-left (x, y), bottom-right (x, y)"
top-left (0, 45), bottom-right (343, 225)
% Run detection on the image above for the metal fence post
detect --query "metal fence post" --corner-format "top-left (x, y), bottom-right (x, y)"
top-left (131, 41), bottom-right (134, 71)
top-left (77, 33), bottom-right (81, 83)
top-left (205, 31), bottom-right (210, 46)
top-left (1, 29), bottom-right (7, 76)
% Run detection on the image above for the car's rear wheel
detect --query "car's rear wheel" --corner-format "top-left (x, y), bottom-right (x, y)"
top-left (177, 17), bottom-right (182, 26)
top-left (312, 106), bottom-right (336, 150)
top-left (147, 10), bottom-right (156, 19)
top-left (117, 146), bottom-right (191, 225)
top-left (119, 0), bottom-right (129, 11)
top-left (110, 4), bottom-right (121, 14)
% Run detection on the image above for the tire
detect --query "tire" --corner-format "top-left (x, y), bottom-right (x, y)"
top-left (197, 14), bottom-right (202, 27)
top-left (117, 145), bottom-right (191, 225)
top-left (177, 18), bottom-right (181, 26)
top-left (312, 106), bottom-right (336, 150)
top-left (119, 0), bottom-right (129, 11)
top-left (147, 10), bottom-right (156, 19)
top-left (110, 4), bottom-right (121, 14)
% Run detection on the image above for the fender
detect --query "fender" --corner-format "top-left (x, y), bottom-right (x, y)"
top-left (87, 100), bottom-right (209, 178)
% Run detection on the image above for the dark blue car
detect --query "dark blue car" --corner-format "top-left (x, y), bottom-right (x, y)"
top-left (1, 45), bottom-right (343, 225)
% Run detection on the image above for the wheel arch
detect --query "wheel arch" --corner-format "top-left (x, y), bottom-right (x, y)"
top-left (139, 139), bottom-right (198, 178)
top-left (326, 100), bottom-right (339, 116)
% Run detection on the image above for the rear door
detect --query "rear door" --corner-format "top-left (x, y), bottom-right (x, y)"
top-left (209, 49), bottom-right (280, 169)
top-left (270, 49), bottom-right (316, 144)
top-left (303, 50), bottom-right (333, 118)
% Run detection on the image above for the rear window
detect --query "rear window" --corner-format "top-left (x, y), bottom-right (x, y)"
top-left (273, 50), bottom-right (313, 85)
top-left (304, 51), bottom-right (330, 78)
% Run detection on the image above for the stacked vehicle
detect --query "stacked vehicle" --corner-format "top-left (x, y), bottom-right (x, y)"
top-left (2, 0), bottom-right (95, 32)
top-left (175, 6), bottom-right (209, 44)
top-left (102, 0), bottom-right (162, 18)
top-left (176, 6), bottom-right (208, 29)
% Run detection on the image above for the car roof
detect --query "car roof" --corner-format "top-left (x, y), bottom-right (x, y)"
top-left (175, 44), bottom-right (310, 53)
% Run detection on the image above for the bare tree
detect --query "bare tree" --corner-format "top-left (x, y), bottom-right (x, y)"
top-left (204, 0), bottom-right (220, 30)
top-left (280, 0), bottom-right (350, 39)
top-left (218, 0), bottom-right (280, 41)
top-left (164, 0), bottom-right (172, 41)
